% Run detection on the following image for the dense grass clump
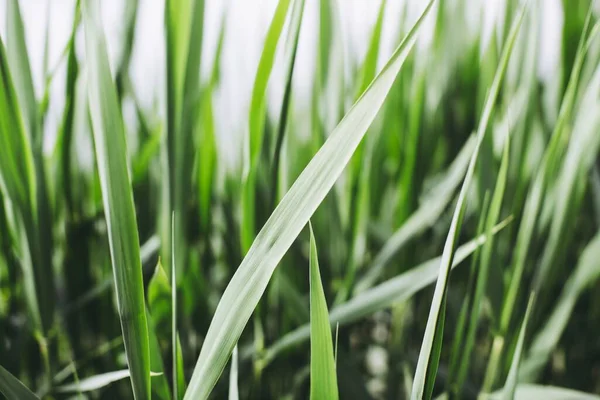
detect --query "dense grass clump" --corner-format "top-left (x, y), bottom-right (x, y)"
top-left (1, 0), bottom-right (600, 399)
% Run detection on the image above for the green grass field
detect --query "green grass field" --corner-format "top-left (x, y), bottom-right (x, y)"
top-left (1, 0), bottom-right (600, 398)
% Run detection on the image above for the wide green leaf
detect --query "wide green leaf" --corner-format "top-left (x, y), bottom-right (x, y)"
top-left (184, 3), bottom-right (435, 398)
top-left (82, 1), bottom-right (151, 398)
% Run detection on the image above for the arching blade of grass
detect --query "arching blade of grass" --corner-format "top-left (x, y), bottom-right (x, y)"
top-left (309, 223), bottom-right (339, 400)
top-left (484, 15), bottom-right (600, 390)
top-left (82, 1), bottom-right (151, 399)
top-left (356, 135), bottom-right (475, 293)
top-left (410, 5), bottom-right (526, 399)
top-left (184, 3), bottom-right (434, 398)
top-left (500, 294), bottom-right (534, 400)
top-left (259, 217), bottom-right (511, 366)
top-left (57, 370), bottom-right (162, 393)
top-left (0, 364), bottom-right (39, 400)
top-left (453, 136), bottom-right (510, 392)
top-left (241, 0), bottom-right (293, 253)
top-left (447, 192), bottom-right (490, 397)
top-left (520, 232), bottom-right (600, 381)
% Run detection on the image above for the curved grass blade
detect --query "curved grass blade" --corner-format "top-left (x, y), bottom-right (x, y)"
top-left (309, 223), bottom-right (339, 400)
top-left (0, 34), bottom-right (39, 297)
top-left (454, 136), bottom-right (510, 391)
top-left (271, 0), bottom-right (306, 208)
top-left (410, 6), bottom-right (526, 399)
top-left (7, 0), bottom-right (56, 339)
top-left (242, 0), bottom-right (293, 252)
top-left (500, 294), bottom-right (534, 400)
top-left (82, 1), bottom-right (151, 398)
top-left (356, 135), bottom-right (475, 293)
top-left (57, 370), bottom-right (162, 393)
top-left (260, 217), bottom-right (511, 366)
top-left (184, 3), bottom-right (435, 398)
top-left (0, 364), bottom-right (39, 400)
top-left (520, 232), bottom-right (600, 381)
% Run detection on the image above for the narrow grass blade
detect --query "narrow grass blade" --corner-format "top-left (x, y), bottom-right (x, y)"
top-left (0, 365), bottom-right (39, 400)
top-left (410, 6), bottom-right (526, 399)
top-left (520, 232), bottom-right (600, 381)
top-left (229, 346), bottom-right (239, 400)
top-left (501, 294), bottom-right (534, 400)
top-left (83, 1), bottom-right (151, 398)
top-left (241, 0), bottom-right (293, 252)
top-left (247, 0), bottom-right (292, 169)
top-left (271, 0), bottom-right (306, 208)
top-left (356, 135), bottom-right (475, 293)
top-left (57, 370), bottom-right (162, 393)
top-left (0, 37), bottom-right (48, 333)
top-left (309, 223), bottom-right (339, 400)
top-left (261, 218), bottom-right (511, 365)
top-left (447, 192), bottom-right (490, 396)
top-left (184, 4), bottom-right (434, 398)
top-left (6, 0), bottom-right (39, 145)
top-left (147, 312), bottom-right (172, 400)
top-left (454, 136), bottom-right (510, 390)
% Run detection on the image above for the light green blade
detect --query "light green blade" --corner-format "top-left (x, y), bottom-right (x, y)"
top-left (241, 0), bottom-right (293, 253)
top-left (501, 294), bottom-right (534, 400)
top-left (0, 36), bottom-right (44, 331)
top-left (356, 135), bottom-right (475, 293)
top-left (309, 223), bottom-right (339, 400)
top-left (454, 135), bottom-right (510, 390)
top-left (410, 5), bottom-right (526, 399)
top-left (184, 3), bottom-right (434, 398)
top-left (82, 1), bottom-right (151, 398)
top-left (520, 232), bottom-right (600, 381)
top-left (57, 370), bottom-right (162, 393)
top-left (260, 218), bottom-right (511, 366)
top-left (0, 365), bottom-right (39, 400)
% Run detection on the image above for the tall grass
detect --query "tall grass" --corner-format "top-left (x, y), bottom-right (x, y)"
top-left (1, 0), bottom-right (600, 399)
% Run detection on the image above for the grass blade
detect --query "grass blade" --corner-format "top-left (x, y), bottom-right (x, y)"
top-left (83, 1), bottom-right (151, 398)
top-left (454, 136), bottom-right (510, 391)
top-left (184, 3), bottom-right (434, 398)
top-left (309, 223), bottom-right (339, 400)
top-left (260, 218), bottom-right (511, 365)
top-left (356, 135), bottom-right (475, 293)
top-left (241, 0), bottom-right (293, 252)
top-left (229, 346), bottom-right (239, 400)
top-left (57, 370), bottom-right (162, 393)
top-left (0, 36), bottom-right (49, 335)
top-left (410, 5), bottom-right (526, 399)
top-left (501, 294), bottom-right (534, 400)
top-left (520, 232), bottom-right (600, 381)
top-left (0, 365), bottom-right (39, 400)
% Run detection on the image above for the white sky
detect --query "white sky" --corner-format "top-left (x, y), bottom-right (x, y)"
top-left (0, 0), bottom-right (563, 164)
